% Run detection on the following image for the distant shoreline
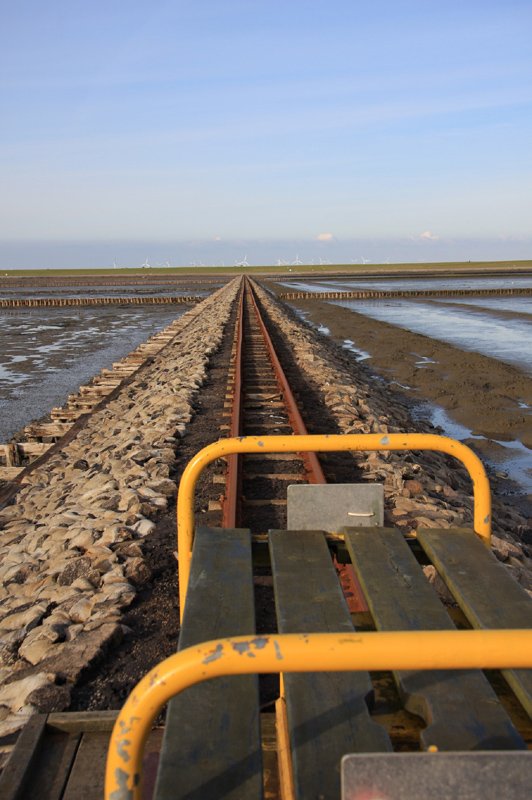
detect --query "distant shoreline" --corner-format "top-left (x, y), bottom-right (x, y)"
top-left (1, 259), bottom-right (532, 279)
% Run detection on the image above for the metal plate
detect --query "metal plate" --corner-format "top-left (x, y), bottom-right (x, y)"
top-left (287, 484), bottom-right (383, 532)
top-left (342, 751), bottom-right (532, 799)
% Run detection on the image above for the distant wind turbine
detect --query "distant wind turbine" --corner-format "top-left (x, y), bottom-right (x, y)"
top-left (361, 256), bottom-right (370, 264)
top-left (292, 254), bottom-right (303, 266)
top-left (141, 258), bottom-right (150, 268)
top-left (235, 255), bottom-right (250, 267)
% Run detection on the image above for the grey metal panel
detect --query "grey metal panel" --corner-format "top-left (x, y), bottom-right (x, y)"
top-left (342, 751), bottom-right (532, 799)
top-left (287, 483), bottom-right (383, 531)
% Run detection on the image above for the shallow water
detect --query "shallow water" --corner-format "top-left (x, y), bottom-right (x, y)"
top-left (281, 275), bottom-right (532, 293)
top-left (294, 305), bottom-right (532, 498)
top-left (439, 296), bottom-right (532, 315)
top-left (412, 403), bottom-right (532, 494)
top-left (0, 306), bottom-right (185, 441)
top-left (333, 298), bottom-right (532, 375)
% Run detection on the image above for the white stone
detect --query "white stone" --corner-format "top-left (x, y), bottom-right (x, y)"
top-left (0, 672), bottom-right (54, 712)
top-left (0, 604), bottom-right (49, 633)
top-left (19, 636), bottom-right (58, 665)
top-left (68, 597), bottom-right (94, 623)
top-left (131, 518), bottom-right (155, 536)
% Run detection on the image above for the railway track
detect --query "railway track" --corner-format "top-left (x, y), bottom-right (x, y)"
top-left (211, 277), bottom-right (367, 613)
top-left (2, 276), bottom-right (532, 799)
top-left (221, 277), bottom-right (324, 530)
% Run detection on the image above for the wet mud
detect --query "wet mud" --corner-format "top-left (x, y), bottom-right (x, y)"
top-left (289, 298), bottom-right (532, 511)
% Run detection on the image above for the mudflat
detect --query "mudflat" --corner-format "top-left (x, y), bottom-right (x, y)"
top-left (289, 297), bottom-right (532, 518)
top-left (290, 298), bottom-right (532, 444)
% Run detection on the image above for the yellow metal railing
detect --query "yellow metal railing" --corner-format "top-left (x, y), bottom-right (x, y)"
top-left (177, 433), bottom-right (491, 611)
top-left (105, 629), bottom-right (532, 800)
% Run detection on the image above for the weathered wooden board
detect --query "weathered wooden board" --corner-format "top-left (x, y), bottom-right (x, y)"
top-left (0, 467), bottom-right (24, 480)
top-left (345, 527), bottom-right (525, 751)
top-left (23, 422), bottom-right (71, 438)
top-left (154, 527), bottom-right (263, 800)
top-left (0, 714), bottom-right (163, 800)
top-left (418, 527), bottom-right (532, 717)
top-left (61, 731), bottom-right (109, 800)
top-left (0, 714), bottom-right (47, 799)
top-left (34, 730), bottom-right (81, 800)
top-left (270, 530), bottom-right (391, 800)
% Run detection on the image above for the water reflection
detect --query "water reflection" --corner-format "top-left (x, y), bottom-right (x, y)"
top-left (281, 275), bottom-right (532, 293)
top-left (439, 296), bottom-right (532, 314)
top-left (412, 403), bottom-right (532, 493)
top-left (0, 306), bottom-right (185, 440)
top-left (333, 298), bottom-right (532, 374)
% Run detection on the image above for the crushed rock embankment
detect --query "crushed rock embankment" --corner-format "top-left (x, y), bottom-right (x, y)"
top-left (0, 278), bottom-right (240, 737)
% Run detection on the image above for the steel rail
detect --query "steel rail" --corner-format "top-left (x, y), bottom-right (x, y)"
top-left (176, 433), bottom-right (491, 612)
top-left (246, 279), bottom-right (326, 484)
top-left (247, 279), bottom-right (367, 610)
top-left (105, 629), bottom-right (532, 800)
top-left (220, 282), bottom-right (244, 527)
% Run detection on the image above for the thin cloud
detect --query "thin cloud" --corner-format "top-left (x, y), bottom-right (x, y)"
top-left (316, 232), bottom-right (334, 241)
top-left (419, 230), bottom-right (439, 241)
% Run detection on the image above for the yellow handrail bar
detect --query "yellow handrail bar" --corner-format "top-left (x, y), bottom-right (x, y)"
top-left (105, 629), bottom-right (532, 800)
top-left (177, 434), bottom-right (491, 612)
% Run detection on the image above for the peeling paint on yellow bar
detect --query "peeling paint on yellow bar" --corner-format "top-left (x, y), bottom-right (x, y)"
top-left (176, 433), bottom-right (492, 613)
top-left (105, 629), bottom-right (532, 800)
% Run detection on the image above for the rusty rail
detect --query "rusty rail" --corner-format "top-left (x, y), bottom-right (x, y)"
top-left (221, 285), bottom-right (245, 527)
top-left (246, 280), bottom-right (368, 608)
top-left (221, 279), bottom-right (383, 611)
top-left (221, 277), bottom-right (325, 526)
top-left (247, 279), bottom-right (325, 483)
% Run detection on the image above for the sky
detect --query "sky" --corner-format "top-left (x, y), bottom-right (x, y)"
top-left (1, 0), bottom-right (531, 268)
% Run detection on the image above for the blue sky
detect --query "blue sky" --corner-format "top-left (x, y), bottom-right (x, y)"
top-left (1, 0), bottom-right (531, 267)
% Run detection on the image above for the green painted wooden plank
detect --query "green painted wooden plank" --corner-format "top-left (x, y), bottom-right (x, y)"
top-left (22, 730), bottom-right (81, 800)
top-left (62, 731), bottom-right (109, 800)
top-left (345, 527), bottom-right (525, 751)
top-left (270, 530), bottom-right (391, 800)
top-left (47, 710), bottom-right (118, 733)
top-left (0, 714), bottom-right (47, 800)
top-left (418, 527), bottom-right (532, 717)
top-left (154, 527), bottom-right (263, 800)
